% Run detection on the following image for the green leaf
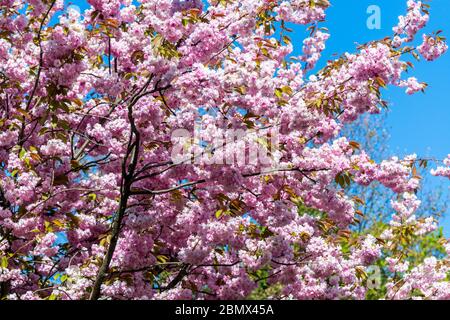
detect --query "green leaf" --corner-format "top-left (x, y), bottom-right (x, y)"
top-left (156, 255), bottom-right (169, 263)
top-left (29, 146), bottom-right (38, 153)
top-left (281, 85), bottom-right (293, 96)
top-left (19, 147), bottom-right (26, 159)
top-left (282, 35), bottom-right (291, 44)
top-left (235, 85), bottom-right (247, 95)
top-left (274, 88), bottom-right (283, 99)
top-left (44, 220), bottom-right (53, 232)
top-left (1, 256), bottom-right (8, 268)
top-left (182, 18), bottom-right (190, 27)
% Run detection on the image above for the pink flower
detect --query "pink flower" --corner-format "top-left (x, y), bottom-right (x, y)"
top-left (392, 0), bottom-right (429, 44)
top-left (418, 34), bottom-right (448, 61)
top-left (41, 139), bottom-right (68, 157)
top-left (399, 77), bottom-right (426, 95)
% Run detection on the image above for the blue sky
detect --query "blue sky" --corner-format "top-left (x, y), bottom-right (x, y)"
top-left (295, 0), bottom-right (450, 234)
top-left (66, 0), bottom-right (450, 233)
top-left (303, 0), bottom-right (450, 162)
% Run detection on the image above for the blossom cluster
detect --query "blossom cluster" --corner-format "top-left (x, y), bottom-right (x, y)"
top-left (392, 0), bottom-right (429, 47)
top-left (418, 34), bottom-right (449, 61)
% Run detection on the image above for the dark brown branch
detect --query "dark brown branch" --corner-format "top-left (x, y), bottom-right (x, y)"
top-left (89, 74), bottom-right (171, 300)
top-left (17, 0), bottom-right (57, 147)
top-left (89, 102), bottom-right (140, 300)
top-left (130, 167), bottom-right (327, 196)
top-left (162, 264), bottom-right (190, 292)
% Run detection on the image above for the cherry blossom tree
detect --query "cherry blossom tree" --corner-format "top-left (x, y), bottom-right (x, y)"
top-left (0, 0), bottom-right (449, 300)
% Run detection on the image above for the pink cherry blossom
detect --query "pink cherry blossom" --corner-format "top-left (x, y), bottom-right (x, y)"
top-left (418, 34), bottom-right (449, 61)
top-left (0, 0), bottom-right (448, 301)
